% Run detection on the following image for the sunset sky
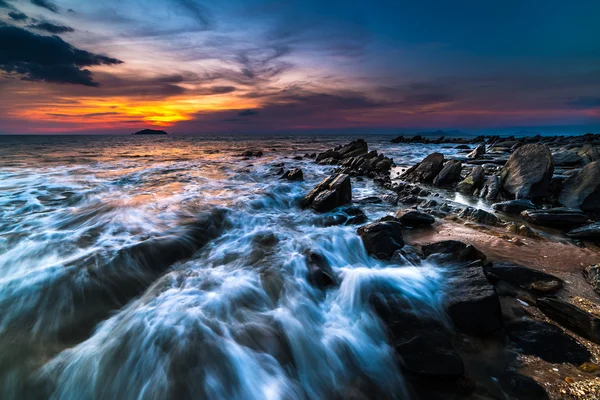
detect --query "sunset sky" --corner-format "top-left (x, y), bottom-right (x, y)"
top-left (1, 0), bottom-right (599, 134)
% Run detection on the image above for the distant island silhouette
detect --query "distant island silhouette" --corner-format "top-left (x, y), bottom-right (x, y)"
top-left (133, 129), bottom-right (168, 135)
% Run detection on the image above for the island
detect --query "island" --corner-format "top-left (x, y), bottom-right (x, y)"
top-left (133, 129), bottom-right (168, 135)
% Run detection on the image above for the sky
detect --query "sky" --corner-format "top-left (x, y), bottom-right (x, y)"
top-left (0, 0), bottom-right (599, 135)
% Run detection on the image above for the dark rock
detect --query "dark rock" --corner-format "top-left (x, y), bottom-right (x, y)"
top-left (240, 150), bottom-right (264, 157)
top-left (456, 166), bottom-right (485, 195)
top-left (395, 209), bottom-right (435, 227)
top-left (342, 207), bottom-right (368, 225)
top-left (357, 218), bottom-right (405, 259)
top-left (455, 145), bottom-right (470, 150)
top-left (302, 174), bottom-right (352, 212)
top-left (402, 153), bottom-right (445, 183)
top-left (505, 320), bottom-right (591, 364)
top-left (281, 168), bottom-right (304, 181)
top-left (492, 199), bottom-right (535, 214)
top-left (537, 297), bottom-right (600, 345)
top-left (133, 129), bottom-right (167, 135)
top-left (567, 222), bottom-right (600, 238)
top-left (422, 240), bottom-right (486, 263)
top-left (578, 144), bottom-right (600, 165)
top-left (459, 207), bottom-right (498, 226)
top-left (553, 150), bottom-right (583, 166)
top-left (498, 371), bottom-right (549, 400)
top-left (521, 208), bottom-right (589, 229)
top-left (467, 143), bottom-right (486, 159)
top-left (338, 138), bottom-right (368, 158)
top-left (583, 264), bottom-right (600, 295)
top-left (500, 144), bottom-right (554, 199)
top-left (355, 196), bottom-right (382, 204)
top-left (559, 161), bottom-right (600, 212)
top-left (484, 262), bottom-right (563, 295)
top-left (433, 160), bottom-right (463, 187)
top-left (306, 252), bottom-right (336, 289)
top-left (316, 149), bottom-right (340, 163)
top-left (445, 267), bottom-right (502, 335)
top-left (480, 175), bottom-right (501, 201)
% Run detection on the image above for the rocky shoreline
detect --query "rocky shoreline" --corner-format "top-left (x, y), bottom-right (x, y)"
top-left (292, 133), bottom-right (600, 399)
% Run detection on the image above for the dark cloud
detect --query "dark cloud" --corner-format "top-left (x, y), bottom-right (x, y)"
top-left (238, 109), bottom-right (259, 116)
top-left (0, 0), bottom-right (12, 9)
top-left (8, 11), bottom-right (28, 21)
top-left (566, 96), bottom-right (600, 109)
top-left (48, 111), bottom-right (119, 117)
top-left (0, 25), bottom-right (122, 86)
top-left (205, 85), bottom-right (236, 95)
top-left (28, 22), bottom-right (74, 34)
top-left (30, 0), bottom-right (58, 13)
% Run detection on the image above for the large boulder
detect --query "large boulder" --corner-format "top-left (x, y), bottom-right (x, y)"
top-left (402, 153), bottom-right (445, 183)
top-left (302, 174), bottom-right (351, 212)
top-left (444, 267), bottom-right (503, 335)
top-left (395, 209), bottom-right (435, 227)
top-left (484, 262), bottom-right (563, 295)
top-left (492, 199), bottom-right (535, 214)
top-left (357, 218), bottom-right (405, 259)
top-left (567, 222), bottom-right (600, 239)
top-left (558, 161), bottom-right (600, 212)
top-left (500, 144), bottom-right (554, 199)
top-left (521, 208), bottom-right (589, 229)
top-left (457, 166), bottom-right (485, 195)
top-left (537, 297), bottom-right (600, 345)
top-left (433, 160), bottom-right (463, 187)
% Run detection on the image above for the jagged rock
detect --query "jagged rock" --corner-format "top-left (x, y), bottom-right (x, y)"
top-left (302, 174), bottom-right (351, 212)
top-left (498, 371), bottom-right (549, 400)
top-left (500, 144), bottom-right (554, 199)
top-left (457, 166), bottom-right (485, 194)
top-left (433, 160), bottom-right (463, 187)
top-left (480, 175), bottom-right (501, 201)
top-left (281, 168), bottom-right (304, 181)
top-left (492, 199), bottom-right (535, 214)
top-left (553, 150), bottom-right (583, 166)
top-left (578, 144), bottom-right (600, 165)
top-left (338, 138), bottom-right (368, 158)
top-left (484, 262), bottom-right (563, 295)
top-left (402, 153), bottom-right (445, 183)
top-left (521, 208), bottom-right (589, 229)
top-left (395, 209), bottom-right (435, 227)
top-left (459, 207), bottom-right (498, 226)
top-left (537, 297), bottom-right (600, 345)
top-left (422, 240), bottom-right (486, 264)
top-left (506, 320), bottom-right (591, 364)
top-left (583, 264), bottom-right (600, 295)
top-left (357, 218), bottom-right (405, 259)
top-left (467, 143), bottom-right (486, 159)
top-left (567, 222), bottom-right (600, 238)
top-left (305, 252), bottom-right (336, 289)
top-left (445, 267), bottom-right (502, 335)
top-left (559, 161), bottom-right (600, 212)
top-left (341, 207), bottom-right (367, 225)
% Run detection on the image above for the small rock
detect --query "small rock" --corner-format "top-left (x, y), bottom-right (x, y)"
top-left (582, 264), bottom-right (600, 295)
top-left (305, 252), bottom-right (336, 289)
top-left (395, 209), bottom-right (435, 227)
top-left (357, 218), bottom-right (405, 259)
top-left (521, 208), bottom-right (589, 229)
top-left (459, 207), bottom-right (498, 226)
top-left (457, 166), bottom-right (485, 195)
top-left (422, 240), bottom-right (487, 264)
top-left (467, 143), bottom-right (486, 159)
top-left (492, 199), bottom-right (535, 214)
top-left (302, 174), bottom-right (352, 212)
top-left (281, 168), bottom-right (304, 181)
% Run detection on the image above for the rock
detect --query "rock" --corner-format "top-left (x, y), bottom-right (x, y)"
top-left (484, 262), bottom-right (563, 295)
top-left (500, 144), bottom-right (554, 199)
top-left (422, 240), bottom-right (486, 264)
top-left (492, 199), bottom-right (535, 214)
top-left (567, 222), bottom-right (600, 238)
top-left (506, 223), bottom-right (538, 238)
top-left (537, 297), bottom-right (600, 345)
top-left (395, 209), bottom-right (435, 227)
top-left (578, 144), bottom-right (600, 165)
top-left (521, 208), bottom-right (589, 229)
top-left (559, 161), bottom-right (600, 212)
top-left (455, 145), bottom-right (470, 150)
top-left (553, 150), bottom-right (583, 166)
top-left (302, 174), bottom-right (352, 212)
top-left (505, 320), bottom-right (591, 364)
top-left (240, 150), bottom-right (264, 157)
top-left (498, 371), bottom-right (549, 400)
top-left (433, 160), bottom-right (463, 187)
top-left (357, 219), bottom-right (405, 259)
top-left (456, 166), bottom-right (485, 194)
top-left (480, 175), bottom-right (501, 201)
top-left (316, 150), bottom-right (340, 163)
top-left (281, 168), bottom-right (304, 181)
top-left (338, 138), bottom-right (368, 159)
top-left (467, 143), bottom-right (486, 159)
top-left (582, 264), bottom-right (600, 295)
top-left (445, 267), bottom-right (502, 335)
top-left (402, 153), bottom-right (445, 183)
top-left (306, 252), bottom-right (336, 289)
top-left (341, 207), bottom-right (367, 225)
top-left (459, 207), bottom-right (498, 226)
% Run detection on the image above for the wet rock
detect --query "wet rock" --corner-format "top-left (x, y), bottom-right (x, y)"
top-left (240, 150), bottom-right (264, 157)
top-left (553, 150), bottom-right (583, 166)
top-left (520, 208), bottom-right (589, 229)
top-left (433, 160), bottom-right (463, 187)
top-left (498, 371), bottom-right (549, 400)
top-left (567, 222), bottom-right (600, 239)
top-left (445, 266), bottom-right (502, 335)
top-left (578, 144), bottom-right (600, 165)
top-left (455, 144), bottom-right (470, 150)
top-left (341, 206), bottom-right (368, 225)
top-left (492, 199), bottom-right (535, 214)
top-left (306, 252), bottom-right (336, 289)
top-left (338, 138), bottom-right (368, 158)
top-left (500, 144), bottom-right (554, 199)
top-left (459, 207), bottom-right (498, 226)
top-left (484, 262), bottom-right (563, 295)
top-left (480, 175), bottom-right (501, 201)
top-left (559, 161), bottom-right (600, 212)
top-left (467, 143), bottom-right (486, 159)
top-left (456, 166), bottom-right (485, 195)
top-left (302, 173), bottom-right (352, 212)
top-left (505, 320), bottom-right (591, 364)
top-left (537, 297), bottom-right (600, 345)
top-left (281, 168), bottom-right (304, 181)
top-left (395, 209), bottom-right (435, 227)
top-left (583, 264), bottom-right (600, 295)
top-left (422, 240), bottom-right (487, 264)
top-left (402, 153), bottom-right (445, 183)
top-left (357, 218), bottom-right (405, 259)
top-left (355, 196), bottom-right (382, 204)
top-left (260, 268), bottom-right (285, 303)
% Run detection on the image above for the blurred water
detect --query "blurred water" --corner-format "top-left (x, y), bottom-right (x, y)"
top-left (0, 134), bottom-right (459, 399)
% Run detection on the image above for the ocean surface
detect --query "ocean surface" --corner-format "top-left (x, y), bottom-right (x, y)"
top-left (0, 134), bottom-right (467, 399)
